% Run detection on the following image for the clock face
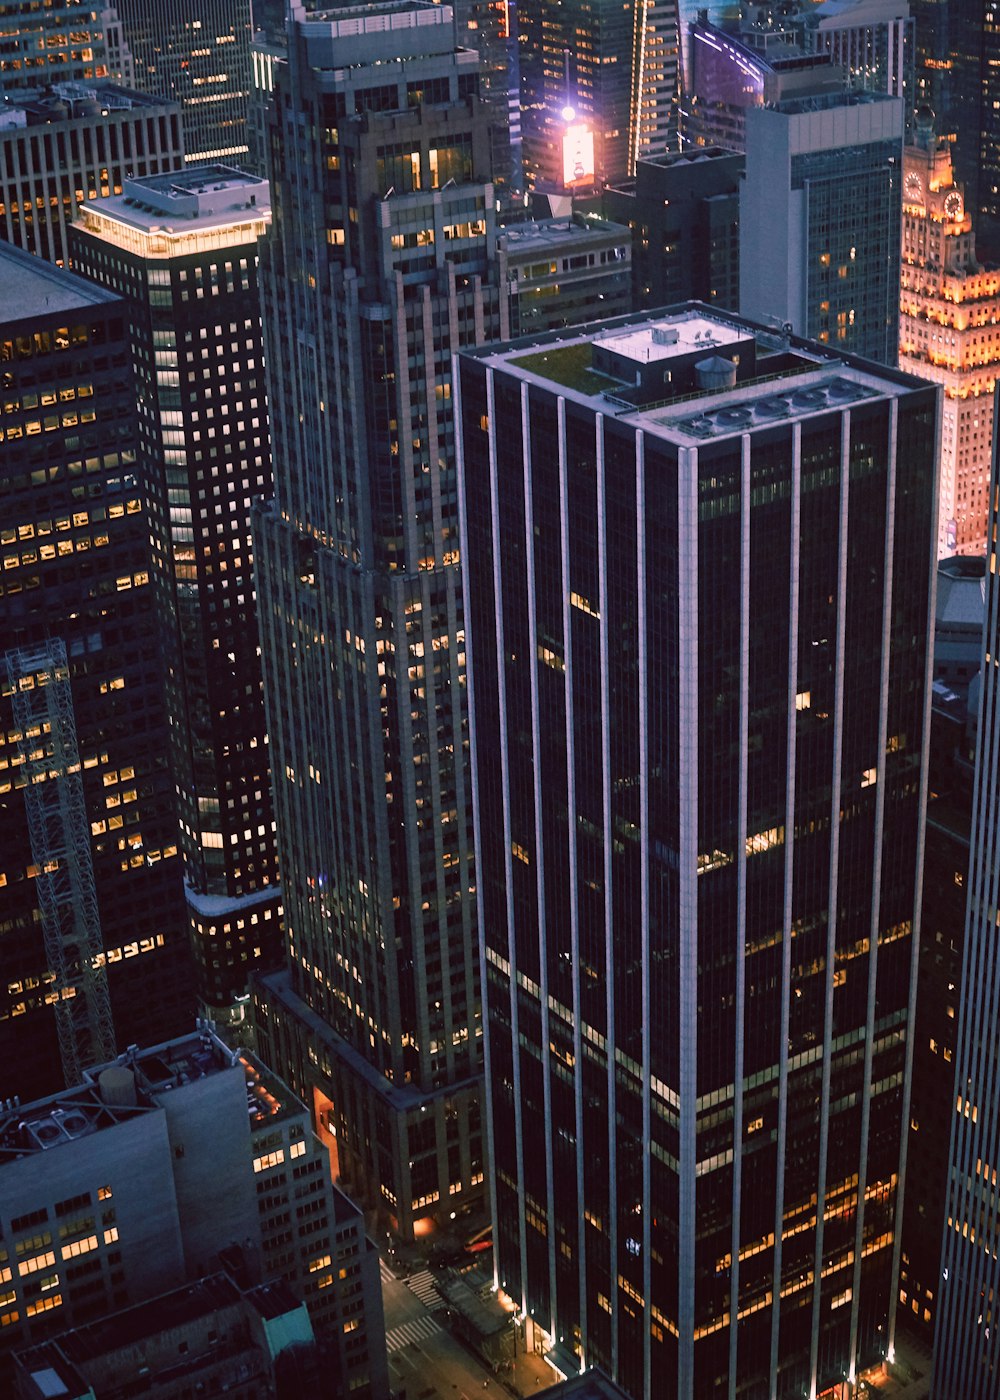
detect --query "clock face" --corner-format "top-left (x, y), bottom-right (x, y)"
top-left (905, 171), bottom-right (923, 201)
top-left (944, 190), bottom-right (963, 220)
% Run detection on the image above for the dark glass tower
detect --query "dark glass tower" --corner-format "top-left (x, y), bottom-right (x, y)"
top-left (108, 0), bottom-right (253, 165)
top-left (252, 1), bottom-right (507, 1239)
top-left (457, 307), bottom-right (937, 1397)
top-left (933, 413), bottom-right (1000, 1396)
top-left (517, 0), bottom-right (679, 192)
top-left (0, 245), bottom-right (192, 1101)
top-left (69, 168), bottom-right (282, 1030)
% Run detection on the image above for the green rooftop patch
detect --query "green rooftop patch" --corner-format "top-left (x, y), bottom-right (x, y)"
top-left (509, 341), bottom-right (618, 395)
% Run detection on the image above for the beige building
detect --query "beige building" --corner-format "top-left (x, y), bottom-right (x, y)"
top-left (900, 118), bottom-right (1000, 557)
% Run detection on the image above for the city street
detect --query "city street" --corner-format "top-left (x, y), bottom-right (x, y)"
top-left (380, 1254), bottom-right (557, 1400)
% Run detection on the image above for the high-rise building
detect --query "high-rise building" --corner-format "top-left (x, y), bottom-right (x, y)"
top-left (0, 1022), bottom-right (388, 1398)
top-left (0, 244), bottom-right (192, 1102)
top-left (684, 20), bottom-right (843, 152)
top-left (498, 215), bottom-right (631, 338)
top-left (948, 0), bottom-right (1000, 260)
top-left (0, 3), bottom-right (110, 93)
top-left (932, 410), bottom-right (1000, 1397)
top-left (793, 0), bottom-right (913, 105)
top-left (0, 82), bottom-right (184, 267)
top-left (517, 0), bottom-right (679, 193)
top-left (740, 89), bottom-right (904, 363)
top-left (69, 168), bottom-right (281, 1030)
top-left (601, 148), bottom-right (743, 312)
top-left (456, 306), bottom-right (938, 1397)
top-left (898, 559), bottom-right (984, 1346)
top-left (899, 116), bottom-right (1000, 557)
top-left (252, 0), bottom-right (507, 1241)
top-left (106, 1), bottom-right (253, 165)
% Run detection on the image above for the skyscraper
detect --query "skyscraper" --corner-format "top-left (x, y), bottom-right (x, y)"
top-left (740, 90), bottom-right (903, 363)
top-left (949, 0), bottom-right (1000, 260)
top-left (899, 114), bottom-right (1000, 557)
top-left (0, 2), bottom-right (110, 93)
top-left (252, 1), bottom-right (507, 1240)
top-left (107, 1), bottom-right (253, 165)
top-left (0, 244), bottom-right (192, 1101)
top-left (933, 409), bottom-right (1000, 1398)
top-left (457, 306), bottom-right (937, 1397)
top-left (0, 82), bottom-right (184, 267)
top-left (517, 0), bottom-right (679, 193)
top-left (601, 148), bottom-right (743, 312)
top-left (69, 168), bottom-right (281, 1030)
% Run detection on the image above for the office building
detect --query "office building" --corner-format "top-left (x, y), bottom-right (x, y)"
top-left (899, 116), bottom-right (1000, 557)
top-left (252, 0), bottom-right (506, 1240)
top-left (899, 559), bottom-right (985, 1345)
top-left (0, 3), bottom-right (109, 93)
top-left (517, 0), bottom-right (679, 193)
top-left (793, 0), bottom-right (913, 104)
top-left (948, 0), bottom-right (1000, 260)
top-left (70, 168), bottom-right (281, 1029)
top-left (13, 1275), bottom-right (317, 1400)
top-left (107, 1), bottom-right (253, 165)
top-left (602, 149), bottom-right (743, 312)
top-left (499, 215), bottom-right (631, 338)
top-left (740, 89), bottom-right (903, 363)
top-left (0, 82), bottom-right (184, 267)
top-left (0, 245), bottom-right (191, 1100)
top-left (685, 20), bottom-right (843, 151)
top-left (457, 306), bottom-right (937, 1396)
top-left (932, 418), bottom-right (1000, 1396)
top-left (0, 1023), bottom-right (388, 1398)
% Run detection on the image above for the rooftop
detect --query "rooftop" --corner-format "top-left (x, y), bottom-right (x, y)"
top-left (0, 81), bottom-right (176, 130)
top-left (96, 165), bottom-right (269, 232)
top-left (538, 1370), bottom-right (632, 1400)
top-left (500, 215), bottom-right (629, 251)
top-left (0, 242), bottom-right (119, 326)
top-left (59, 1274), bottom-right (243, 1364)
top-left (474, 306), bottom-right (929, 443)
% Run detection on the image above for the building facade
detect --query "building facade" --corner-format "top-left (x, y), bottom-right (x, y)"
top-left (0, 3), bottom-right (109, 93)
top-left (0, 82), bottom-right (184, 267)
top-left (932, 414), bottom-right (1000, 1397)
top-left (601, 148), bottom-right (743, 313)
top-left (70, 168), bottom-right (282, 1029)
top-left (740, 90), bottom-right (903, 364)
top-left (498, 215), bottom-right (631, 338)
top-left (517, 0), bottom-right (679, 193)
top-left (457, 307), bottom-right (937, 1397)
top-left (899, 120), bottom-right (1000, 557)
top-left (107, 0), bottom-right (253, 165)
top-left (0, 245), bottom-right (192, 1101)
top-left (0, 1023), bottom-right (388, 1398)
top-left (252, 1), bottom-right (507, 1240)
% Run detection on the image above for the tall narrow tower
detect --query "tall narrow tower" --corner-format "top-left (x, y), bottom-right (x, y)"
top-left (457, 306), bottom-right (938, 1397)
top-left (252, 1), bottom-right (507, 1239)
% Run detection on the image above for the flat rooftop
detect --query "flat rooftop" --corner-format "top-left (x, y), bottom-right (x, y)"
top-left (60, 1273), bottom-right (242, 1364)
top-left (472, 306), bottom-right (929, 445)
top-left (538, 1371), bottom-right (631, 1400)
top-left (501, 216), bottom-right (629, 251)
top-left (0, 242), bottom-right (119, 326)
top-left (596, 315), bottom-right (748, 365)
top-left (107, 165), bottom-right (270, 228)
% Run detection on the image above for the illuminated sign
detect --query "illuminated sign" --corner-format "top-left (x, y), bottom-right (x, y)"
top-left (562, 122), bottom-right (595, 189)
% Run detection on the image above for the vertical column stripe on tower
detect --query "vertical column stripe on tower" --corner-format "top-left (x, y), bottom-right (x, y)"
top-left (728, 432), bottom-right (752, 1397)
top-left (810, 409), bottom-right (852, 1398)
top-left (770, 421), bottom-right (802, 1399)
top-left (677, 442), bottom-right (699, 1398)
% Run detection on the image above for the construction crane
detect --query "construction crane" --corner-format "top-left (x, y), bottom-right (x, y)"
top-left (3, 639), bottom-right (115, 1085)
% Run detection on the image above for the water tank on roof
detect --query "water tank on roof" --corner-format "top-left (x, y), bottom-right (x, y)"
top-left (99, 1065), bottom-right (137, 1108)
top-left (695, 355), bottom-right (737, 391)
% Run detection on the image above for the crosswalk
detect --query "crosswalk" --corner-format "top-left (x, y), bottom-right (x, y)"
top-left (379, 1257), bottom-right (396, 1286)
top-left (385, 1313), bottom-right (442, 1354)
top-left (405, 1268), bottom-right (446, 1311)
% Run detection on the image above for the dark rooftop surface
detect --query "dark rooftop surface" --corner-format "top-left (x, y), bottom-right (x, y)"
top-left (0, 242), bottom-right (119, 325)
top-left (59, 1274), bottom-right (242, 1364)
top-left (538, 1370), bottom-right (632, 1400)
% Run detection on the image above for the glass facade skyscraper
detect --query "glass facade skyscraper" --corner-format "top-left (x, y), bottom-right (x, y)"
top-left (457, 307), bottom-right (937, 1397)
